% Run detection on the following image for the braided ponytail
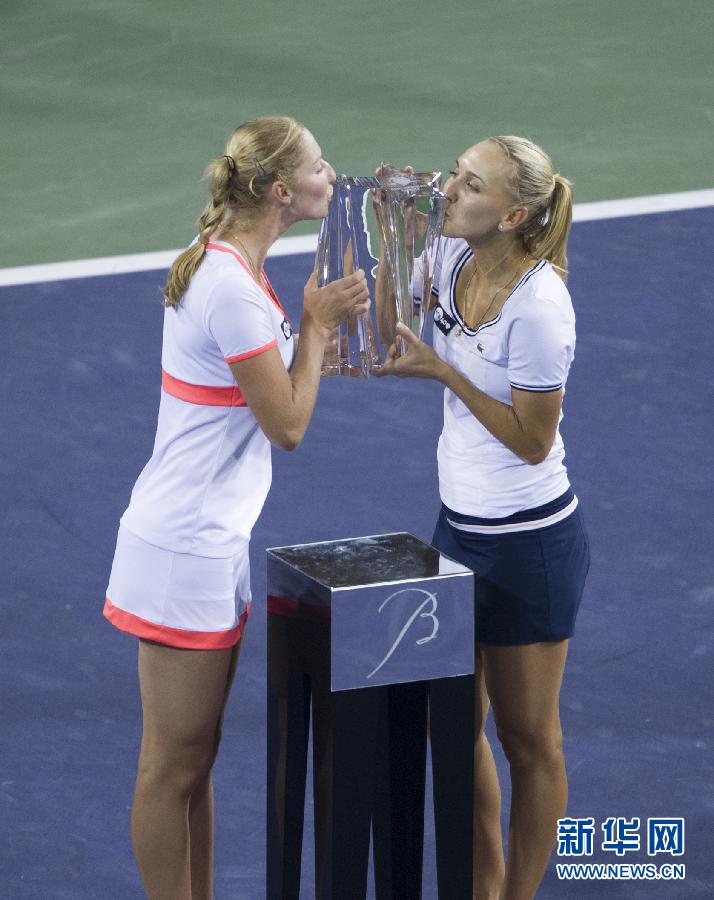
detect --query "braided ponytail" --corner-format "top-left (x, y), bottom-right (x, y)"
top-left (488, 136), bottom-right (574, 282)
top-left (162, 116), bottom-right (305, 308)
top-left (162, 192), bottom-right (229, 308)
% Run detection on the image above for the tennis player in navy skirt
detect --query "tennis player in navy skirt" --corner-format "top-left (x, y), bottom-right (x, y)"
top-left (377, 137), bottom-right (590, 899)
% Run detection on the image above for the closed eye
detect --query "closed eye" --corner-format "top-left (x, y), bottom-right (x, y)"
top-left (449, 169), bottom-right (479, 191)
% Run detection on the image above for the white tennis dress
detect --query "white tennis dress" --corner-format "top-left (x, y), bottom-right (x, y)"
top-left (104, 241), bottom-right (295, 648)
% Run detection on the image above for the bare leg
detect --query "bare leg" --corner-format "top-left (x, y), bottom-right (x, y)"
top-left (188, 775), bottom-right (215, 898)
top-left (481, 641), bottom-right (569, 900)
top-left (474, 655), bottom-right (506, 900)
top-left (131, 638), bottom-right (241, 900)
top-left (188, 644), bottom-right (241, 899)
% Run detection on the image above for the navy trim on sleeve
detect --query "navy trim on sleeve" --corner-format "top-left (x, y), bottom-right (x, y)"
top-left (509, 381), bottom-right (563, 393)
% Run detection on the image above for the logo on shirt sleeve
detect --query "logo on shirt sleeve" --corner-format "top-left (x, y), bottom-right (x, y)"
top-left (433, 303), bottom-right (456, 336)
top-left (281, 318), bottom-right (293, 340)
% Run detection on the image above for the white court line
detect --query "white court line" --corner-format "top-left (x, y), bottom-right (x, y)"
top-left (1, 189), bottom-right (713, 287)
top-left (571, 189), bottom-right (714, 222)
top-left (0, 234), bottom-right (320, 288)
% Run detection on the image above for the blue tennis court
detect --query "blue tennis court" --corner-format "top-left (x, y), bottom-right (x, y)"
top-left (1, 205), bottom-right (712, 897)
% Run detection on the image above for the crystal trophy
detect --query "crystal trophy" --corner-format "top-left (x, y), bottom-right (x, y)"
top-left (315, 167), bottom-right (447, 377)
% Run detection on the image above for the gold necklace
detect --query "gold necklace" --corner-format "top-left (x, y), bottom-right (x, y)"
top-left (462, 252), bottom-right (529, 330)
top-left (228, 232), bottom-right (264, 283)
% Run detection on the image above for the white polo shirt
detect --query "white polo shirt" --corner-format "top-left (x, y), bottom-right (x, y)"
top-left (413, 237), bottom-right (576, 519)
top-left (120, 241), bottom-right (295, 557)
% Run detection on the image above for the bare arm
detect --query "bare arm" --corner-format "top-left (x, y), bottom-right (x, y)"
top-left (376, 323), bottom-right (561, 465)
top-left (230, 270), bottom-right (369, 450)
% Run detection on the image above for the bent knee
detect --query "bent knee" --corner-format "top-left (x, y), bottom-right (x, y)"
top-left (495, 721), bottom-right (564, 770)
top-left (137, 735), bottom-right (217, 796)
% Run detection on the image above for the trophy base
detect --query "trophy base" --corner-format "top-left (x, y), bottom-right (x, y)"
top-left (266, 534), bottom-right (475, 898)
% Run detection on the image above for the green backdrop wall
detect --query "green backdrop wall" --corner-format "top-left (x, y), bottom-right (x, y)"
top-left (3, 0), bottom-right (712, 267)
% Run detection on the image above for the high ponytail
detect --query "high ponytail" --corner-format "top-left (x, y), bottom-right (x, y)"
top-left (488, 136), bottom-right (574, 282)
top-left (523, 173), bottom-right (573, 279)
top-left (162, 116), bottom-right (305, 308)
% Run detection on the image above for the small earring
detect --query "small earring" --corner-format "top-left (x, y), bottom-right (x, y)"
top-left (498, 224), bottom-right (503, 231)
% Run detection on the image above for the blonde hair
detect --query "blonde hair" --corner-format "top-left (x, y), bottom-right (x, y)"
top-left (488, 136), bottom-right (573, 281)
top-left (163, 116), bottom-right (305, 308)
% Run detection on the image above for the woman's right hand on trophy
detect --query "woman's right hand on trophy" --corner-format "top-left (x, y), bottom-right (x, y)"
top-left (302, 270), bottom-right (370, 336)
top-left (375, 322), bottom-right (446, 381)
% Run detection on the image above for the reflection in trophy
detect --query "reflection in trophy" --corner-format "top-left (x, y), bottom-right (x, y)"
top-left (315, 167), bottom-right (446, 377)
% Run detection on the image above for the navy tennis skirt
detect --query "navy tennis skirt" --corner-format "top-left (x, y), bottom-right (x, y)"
top-left (431, 490), bottom-right (590, 645)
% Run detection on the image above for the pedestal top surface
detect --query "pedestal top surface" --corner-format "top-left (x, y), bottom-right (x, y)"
top-left (268, 532), bottom-right (469, 588)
